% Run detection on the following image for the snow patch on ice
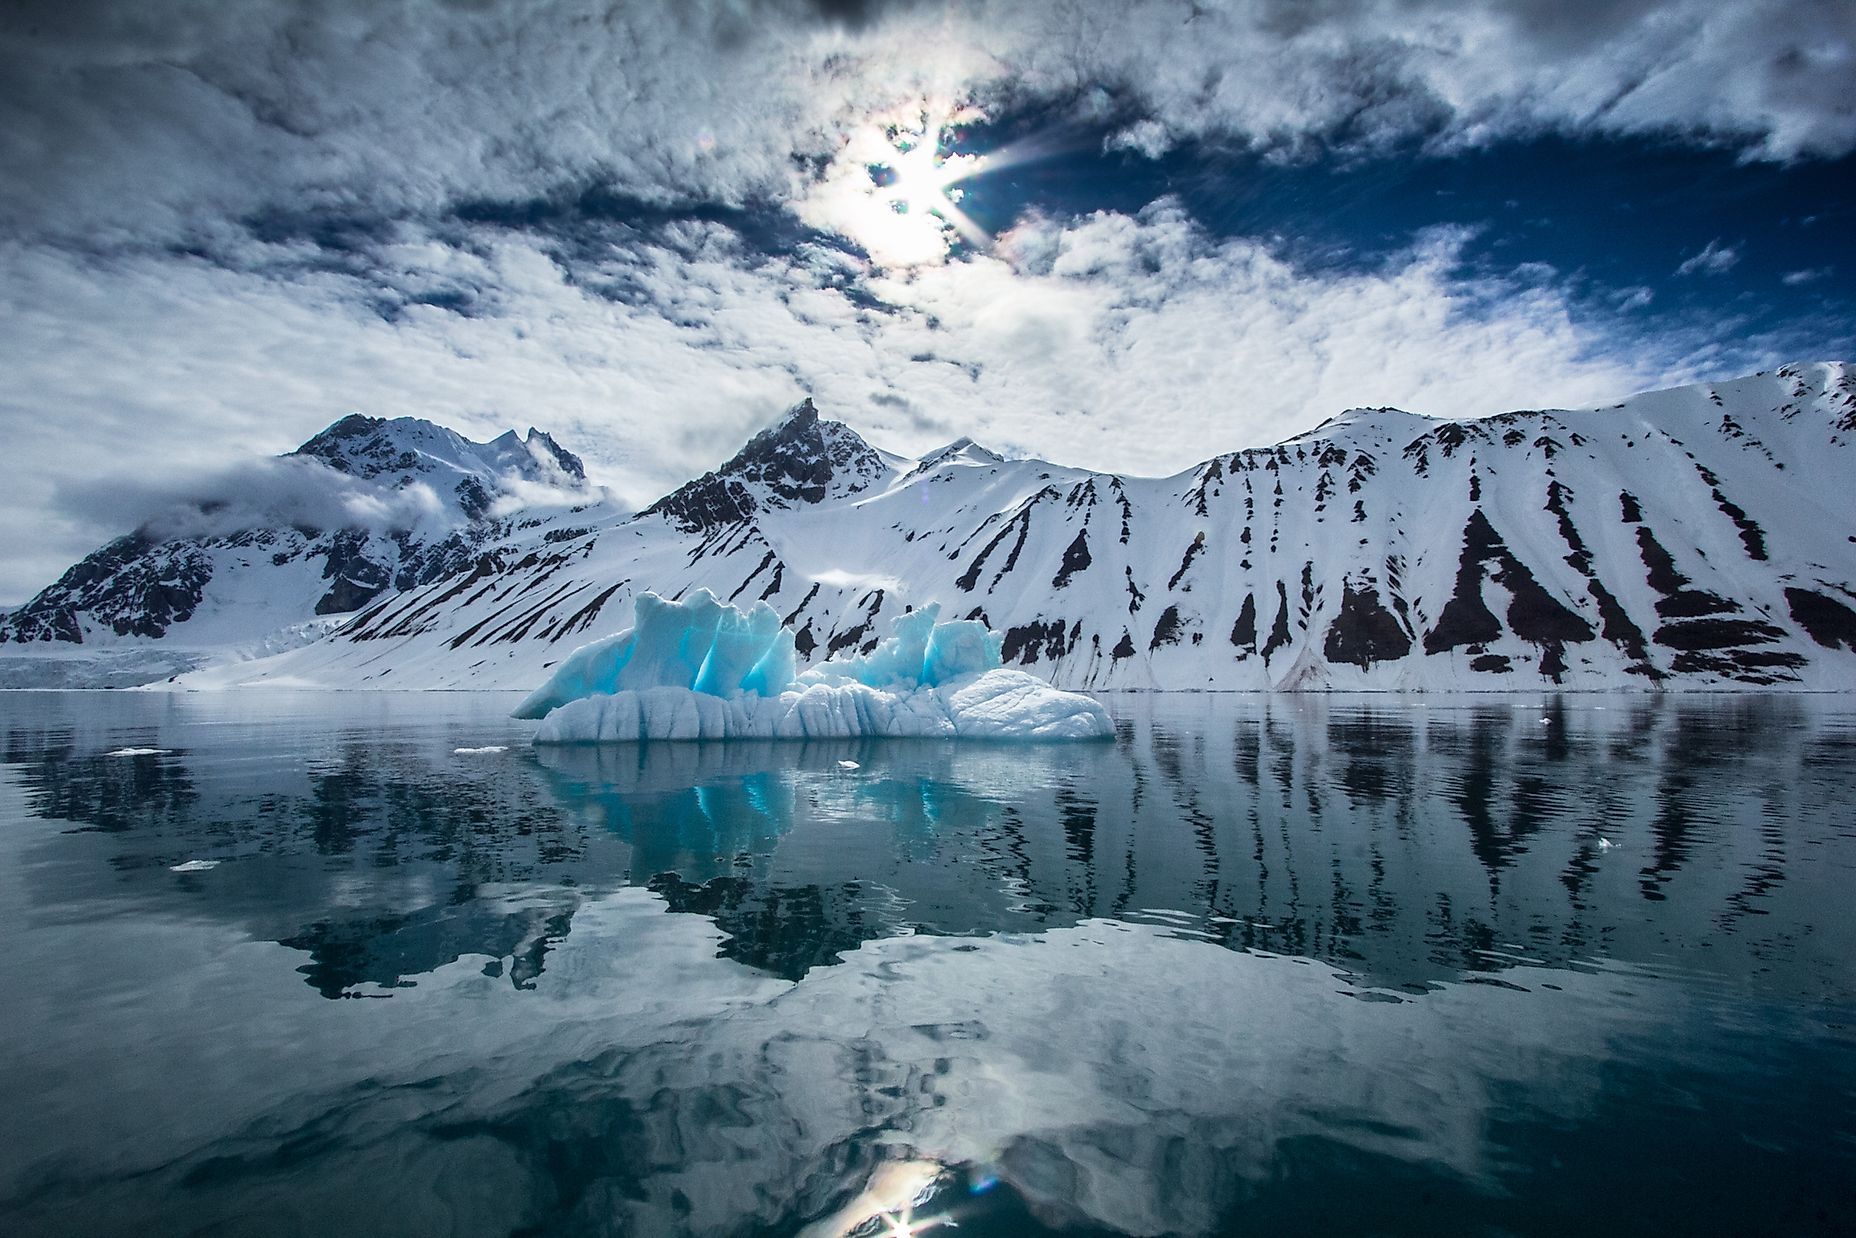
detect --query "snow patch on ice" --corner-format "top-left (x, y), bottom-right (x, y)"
top-left (518, 590), bottom-right (1113, 743)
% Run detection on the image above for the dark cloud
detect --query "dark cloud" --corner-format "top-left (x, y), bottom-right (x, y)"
top-left (2, 0), bottom-right (1851, 248)
top-left (801, 0), bottom-right (922, 28)
top-left (0, 1), bottom-right (832, 241)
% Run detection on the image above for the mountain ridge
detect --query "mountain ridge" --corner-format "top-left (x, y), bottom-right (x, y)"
top-left (0, 416), bottom-right (597, 682)
top-left (7, 363), bottom-right (1856, 691)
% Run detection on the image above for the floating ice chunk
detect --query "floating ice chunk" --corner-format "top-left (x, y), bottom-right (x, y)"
top-left (105, 747), bottom-right (168, 757)
top-left (529, 674), bottom-right (1110, 743)
top-left (521, 590), bottom-right (1112, 743)
top-left (838, 760), bottom-right (860, 770)
top-left (170, 860), bottom-right (218, 872)
top-left (453, 746), bottom-right (508, 755)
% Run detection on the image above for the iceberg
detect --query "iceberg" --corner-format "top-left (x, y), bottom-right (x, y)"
top-left (515, 590), bottom-right (1114, 743)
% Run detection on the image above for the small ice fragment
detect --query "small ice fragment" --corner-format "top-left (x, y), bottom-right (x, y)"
top-left (453, 746), bottom-right (509, 755)
top-left (170, 860), bottom-right (218, 873)
top-left (1539, 717), bottom-right (1551, 724)
top-left (837, 759), bottom-right (860, 770)
top-left (1597, 838), bottom-right (1616, 851)
top-left (105, 747), bottom-right (167, 757)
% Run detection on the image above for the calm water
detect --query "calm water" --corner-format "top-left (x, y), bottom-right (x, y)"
top-left (1, 691), bottom-right (1852, 1237)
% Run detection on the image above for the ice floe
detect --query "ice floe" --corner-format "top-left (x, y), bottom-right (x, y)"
top-left (516, 590), bottom-right (1113, 743)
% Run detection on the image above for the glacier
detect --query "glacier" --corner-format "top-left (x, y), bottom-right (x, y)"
top-left (516, 591), bottom-right (1114, 742)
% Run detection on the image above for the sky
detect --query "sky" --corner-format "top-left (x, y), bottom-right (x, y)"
top-left (2, 0), bottom-right (1853, 603)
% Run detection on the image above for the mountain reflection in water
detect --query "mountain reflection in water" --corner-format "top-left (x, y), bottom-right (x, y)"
top-left (6, 693), bottom-right (1849, 997)
top-left (0, 691), bottom-right (1852, 1236)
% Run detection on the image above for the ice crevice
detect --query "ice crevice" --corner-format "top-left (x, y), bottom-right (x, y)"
top-left (514, 590), bottom-right (1114, 742)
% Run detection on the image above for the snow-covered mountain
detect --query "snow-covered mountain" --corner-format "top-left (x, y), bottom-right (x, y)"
top-left (0, 414), bottom-right (595, 686)
top-left (12, 364), bottom-right (1856, 692)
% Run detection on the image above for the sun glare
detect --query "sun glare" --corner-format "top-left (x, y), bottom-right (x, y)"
top-left (804, 102), bottom-right (991, 269)
top-left (879, 120), bottom-right (978, 222)
top-left (812, 1159), bottom-right (961, 1238)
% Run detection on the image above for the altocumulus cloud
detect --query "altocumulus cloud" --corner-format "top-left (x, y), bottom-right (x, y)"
top-left (1, 0), bottom-right (1851, 600)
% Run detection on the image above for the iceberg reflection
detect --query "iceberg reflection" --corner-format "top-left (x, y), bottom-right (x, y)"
top-left (4, 691), bottom-right (1852, 999)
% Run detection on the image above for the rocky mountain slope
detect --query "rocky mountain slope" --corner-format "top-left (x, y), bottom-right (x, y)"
top-left (0, 415), bottom-right (593, 685)
top-left (3, 363), bottom-right (1856, 694)
top-left (157, 362), bottom-right (1856, 693)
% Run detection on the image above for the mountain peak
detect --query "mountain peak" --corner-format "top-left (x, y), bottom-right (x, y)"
top-left (288, 412), bottom-right (588, 495)
top-left (644, 399), bottom-right (890, 533)
top-left (1, 410), bottom-right (595, 650)
top-left (292, 413), bottom-right (386, 467)
top-left (519, 427), bottom-right (588, 483)
top-left (915, 436), bottom-right (1004, 473)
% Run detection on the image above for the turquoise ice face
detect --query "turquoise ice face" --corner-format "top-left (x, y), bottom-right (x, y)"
top-left (514, 590), bottom-right (1106, 742)
top-left (523, 591), bottom-right (1012, 713)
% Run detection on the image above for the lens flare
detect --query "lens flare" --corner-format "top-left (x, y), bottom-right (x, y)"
top-left (802, 101), bottom-right (991, 268)
top-left (878, 117), bottom-right (979, 222)
top-left (858, 108), bottom-right (989, 263)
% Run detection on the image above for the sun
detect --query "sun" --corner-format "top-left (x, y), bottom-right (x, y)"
top-left (877, 120), bottom-right (978, 222)
top-left (802, 102), bottom-right (989, 268)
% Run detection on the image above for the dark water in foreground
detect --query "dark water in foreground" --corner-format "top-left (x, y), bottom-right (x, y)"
top-left (0, 691), bottom-right (1852, 1237)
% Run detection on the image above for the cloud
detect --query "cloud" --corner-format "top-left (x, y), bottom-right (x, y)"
top-left (1, 0), bottom-right (1850, 247)
top-left (0, 0), bottom-right (841, 242)
top-left (0, 229), bottom-right (805, 600)
top-left (1781, 266), bottom-right (1832, 285)
top-left (1024, 0), bottom-right (1856, 159)
top-left (54, 456), bottom-right (447, 544)
top-left (849, 206), bottom-right (1718, 467)
top-left (1105, 119), bottom-right (1173, 160)
top-left (487, 475), bottom-right (609, 520)
top-left (3, 1), bottom-right (1844, 601)
top-left (1676, 238), bottom-right (1741, 276)
top-left (4, 194), bottom-right (1751, 602)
